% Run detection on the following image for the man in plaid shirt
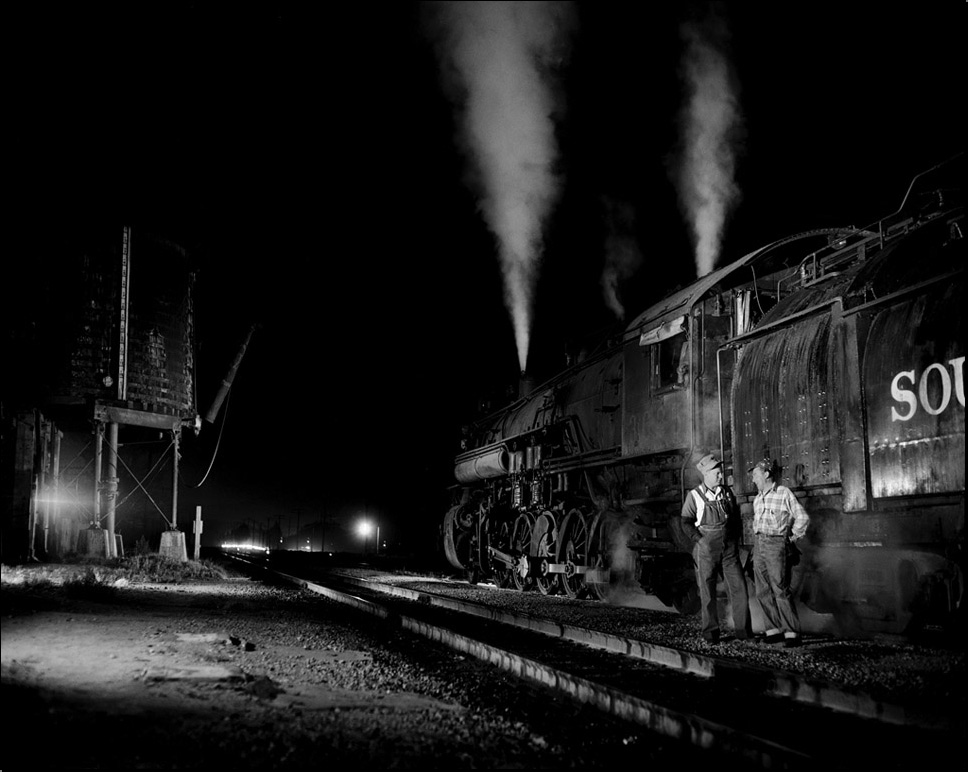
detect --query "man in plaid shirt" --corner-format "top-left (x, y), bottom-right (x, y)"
top-left (749, 458), bottom-right (810, 647)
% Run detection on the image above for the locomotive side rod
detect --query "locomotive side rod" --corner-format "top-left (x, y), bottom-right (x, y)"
top-left (487, 546), bottom-right (607, 583)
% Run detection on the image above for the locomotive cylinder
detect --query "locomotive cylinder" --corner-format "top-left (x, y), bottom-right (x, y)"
top-left (454, 445), bottom-right (509, 483)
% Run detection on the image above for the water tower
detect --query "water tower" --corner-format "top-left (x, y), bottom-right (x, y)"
top-left (2, 224), bottom-right (198, 562)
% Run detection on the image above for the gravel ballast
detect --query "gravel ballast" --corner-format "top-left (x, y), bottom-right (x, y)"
top-left (3, 563), bottom-right (752, 770)
top-left (320, 566), bottom-right (966, 717)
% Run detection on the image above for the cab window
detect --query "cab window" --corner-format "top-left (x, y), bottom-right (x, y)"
top-left (652, 332), bottom-right (688, 392)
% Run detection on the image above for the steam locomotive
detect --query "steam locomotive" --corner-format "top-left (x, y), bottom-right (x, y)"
top-left (442, 155), bottom-right (965, 637)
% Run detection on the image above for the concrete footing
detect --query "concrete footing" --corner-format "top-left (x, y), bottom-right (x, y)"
top-left (77, 527), bottom-right (113, 558)
top-left (159, 530), bottom-right (188, 562)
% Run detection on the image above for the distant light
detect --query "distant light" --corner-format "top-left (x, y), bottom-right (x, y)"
top-left (357, 520), bottom-right (373, 538)
top-left (220, 542), bottom-right (264, 552)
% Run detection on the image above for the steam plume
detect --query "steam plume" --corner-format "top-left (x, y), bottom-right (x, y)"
top-left (424, 1), bottom-right (577, 372)
top-left (600, 198), bottom-right (642, 321)
top-left (674, 9), bottom-right (743, 278)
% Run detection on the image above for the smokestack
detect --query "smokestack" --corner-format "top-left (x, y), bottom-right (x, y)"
top-left (518, 371), bottom-right (536, 399)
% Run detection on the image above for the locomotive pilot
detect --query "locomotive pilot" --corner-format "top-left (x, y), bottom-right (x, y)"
top-left (749, 458), bottom-right (810, 647)
top-left (680, 453), bottom-right (752, 644)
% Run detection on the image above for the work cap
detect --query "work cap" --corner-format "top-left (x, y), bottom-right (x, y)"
top-left (748, 457), bottom-right (776, 474)
top-left (696, 453), bottom-right (723, 474)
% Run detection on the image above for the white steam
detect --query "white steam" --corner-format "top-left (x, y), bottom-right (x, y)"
top-left (424, 1), bottom-right (577, 373)
top-left (675, 11), bottom-right (743, 278)
top-left (600, 198), bottom-right (642, 321)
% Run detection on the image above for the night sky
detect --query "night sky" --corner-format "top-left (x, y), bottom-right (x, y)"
top-left (10, 3), bottom-right (965, 551)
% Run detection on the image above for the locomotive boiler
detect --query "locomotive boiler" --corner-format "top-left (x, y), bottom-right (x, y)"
top-left (442, 155), bottom-right (965, 637)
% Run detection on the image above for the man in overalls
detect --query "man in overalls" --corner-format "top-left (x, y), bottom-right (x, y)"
top-left (680, 453), bottom-right (752, 644)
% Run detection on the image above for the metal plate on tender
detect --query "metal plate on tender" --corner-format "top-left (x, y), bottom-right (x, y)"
top-left (863, 284), bottom-right (964, 498)
top-left (732, 313), bottom-right (838, 494)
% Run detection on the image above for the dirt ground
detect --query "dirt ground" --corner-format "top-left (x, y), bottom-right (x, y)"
top-left (0, 564), bottom-right (703, 771)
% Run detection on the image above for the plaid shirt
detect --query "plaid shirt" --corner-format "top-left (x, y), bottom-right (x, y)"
top-left (752, 483), bottom-right (810, 541)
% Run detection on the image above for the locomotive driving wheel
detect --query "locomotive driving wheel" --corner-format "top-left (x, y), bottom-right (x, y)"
top-left (442, 503), bottom-right (473, 572)
top-left (510, 513), bottom-right (535, 591)
top-left (492, 520), bottom-right (514, 589)
top-left (558, 509), bottom-right (590, 599)
top-left (586, 514), bottom-right (612, 601)
top-left (533, 511), bottom-right (558, 596)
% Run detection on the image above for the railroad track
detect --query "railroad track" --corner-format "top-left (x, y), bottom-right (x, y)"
top-left (230, 556), bottom-right (962, 770)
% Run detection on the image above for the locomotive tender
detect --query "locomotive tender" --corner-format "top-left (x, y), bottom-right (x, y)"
top-left (442, 156), bottom-right (965, 636)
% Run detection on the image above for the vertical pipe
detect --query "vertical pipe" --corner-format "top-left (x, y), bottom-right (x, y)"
top-left (93, 422), bottom-right (104, 527)
top-left (681, 318), bottom-right (696, 504)
top-left (717, 347), bottom-right (726, 466)
top-left (171, 429), bottom-right (180, 530)
top-left (37, 419), bottom-right (50, 557)
top-left (49, 430), bottom-right (62, 556)
top-left (105, 421), bottom-right (119, 557)
top-left (118, 225), bottom-right (131, 401)
top-left (28, 477), bottom-right (39, 561)
top-left (28, 410), bottom-right (41, 560)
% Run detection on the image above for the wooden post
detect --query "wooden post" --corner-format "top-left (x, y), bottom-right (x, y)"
top-left (193, 506), bottom-right (202, 560)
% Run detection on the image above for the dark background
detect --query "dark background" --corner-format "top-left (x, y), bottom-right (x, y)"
top-left (7, 2), bottom-right (965, 552)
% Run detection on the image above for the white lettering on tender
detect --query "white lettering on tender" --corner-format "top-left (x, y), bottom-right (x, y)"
top-left (891, 357), bottom-right (965, 422)
top-left (891, 370), bottom-right (917, 421)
